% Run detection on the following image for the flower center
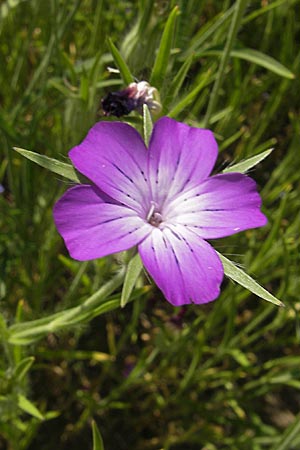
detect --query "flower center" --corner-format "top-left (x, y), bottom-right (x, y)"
top-left (146, 201), bottom-right (163, 227)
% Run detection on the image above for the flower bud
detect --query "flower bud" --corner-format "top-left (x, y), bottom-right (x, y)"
top-left (101, 81), bottom-right (162, 117)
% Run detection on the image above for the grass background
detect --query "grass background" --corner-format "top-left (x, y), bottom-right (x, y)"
top-left (0, 0), bottom-right (300, 449)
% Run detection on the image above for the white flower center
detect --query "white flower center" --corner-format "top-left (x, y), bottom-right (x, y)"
top-left (146, 201), bottom-right (163, 227)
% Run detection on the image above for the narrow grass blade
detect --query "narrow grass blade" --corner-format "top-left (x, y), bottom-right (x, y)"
top-left (232, 48), bottom-right (295, 79)
top-left (92, 421), bottom-right (105, 450)
top-left (168, 70), bottom-right (211, 118)
top-left (271, 414), bottom-right (300, 450)
top-left (243, 0), bottom-right (298, 25)
top-left (143, 104), bottom-right (153, 146)
top-left (223, 148), bottom-right (273, 173)
top-left (17, 394), bottom-right (44, 420)
top-left (120, 0), bottom-right (154, 61)
top-left (121, 253), bottom-right (143, 308)
top-left (199, 48), bottom-right (295, 79)
top-left (107, 38), bottom-right (134, 85)
top-left (11, 1), bottom-right (81, 120)
top-left (164, 54), bottom-right (194, 110)
top-left (204, 0), bottom-right (248, 127)
top-left (150, 6), bottom-right (179, 89)
top-left (13, 147), bottom-right (80, 182)
top-left (90, 0), bottom-right (104, 53)
top-left (13, 356), bottom-right (35, 382)
top-left (218, 253), bottom-right (284, 307)
top-left (183, 5), bottom-right (235, 58)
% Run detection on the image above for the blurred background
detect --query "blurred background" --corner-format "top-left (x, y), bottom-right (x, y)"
top-left (0, 1), bottom-right (300, 449)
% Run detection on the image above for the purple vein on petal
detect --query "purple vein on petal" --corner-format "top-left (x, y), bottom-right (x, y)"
top-left (69, 122), bottom-right (150, 212)
top-left (53, 185), bottom-right (151, 261)
top-left (147, 117), bottom-right (218, 207)
top-left (139, 226), bottom-right (223, 306)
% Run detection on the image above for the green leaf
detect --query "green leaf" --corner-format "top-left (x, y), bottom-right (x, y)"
top-left (150, 6), bottom-right (179, 89)
top-left (199, 47), bottom-right (295, 79)
top-left (121, 253), bottom-right (143, 308)
top-left (13, 147), bottom-right (80, 182)
top-left (107, 38), bottom-right (134, 85)
top-left (92, 421), bottom-right (105, 450)
top-left (227, 349), bottom-right (251, 368)
top-left (222, 148), bottom-right (273, 173)
top-left (17, 394), bottom-right (44, 420)
top-left (231, 48), bottom-right (295, 79)
top-left (13, 356), bottom-right (35, 382)
top-left (218, 253), bottom-right (284, 307)
top-left (143, 104), bottom-right (153, 146)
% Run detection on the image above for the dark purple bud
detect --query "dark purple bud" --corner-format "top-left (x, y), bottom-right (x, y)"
top-left (101, 81), bottom-right (161, 118)
top-left (101, 90), bottom-right (138, 117)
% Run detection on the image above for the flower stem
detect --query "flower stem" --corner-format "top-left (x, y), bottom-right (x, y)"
top-left (203, 0), bottom-right (248, 128)
top-left (8, 268), bottom-right (126, 345)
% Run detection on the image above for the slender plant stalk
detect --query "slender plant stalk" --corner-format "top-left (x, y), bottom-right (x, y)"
top-left (8, 268), bottom-right (126, 344)
top-left (204, 0), bottom-right (248, 127)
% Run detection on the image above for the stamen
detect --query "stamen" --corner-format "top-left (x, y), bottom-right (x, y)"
top-left (146, 201), bottom-right (156, 222)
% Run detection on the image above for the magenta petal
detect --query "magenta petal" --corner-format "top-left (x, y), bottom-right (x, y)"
top-left (148, 117), bottom-right (218, 205)
top-left (53, 185), bottom-right (151, 260)
top-left (169, 173), bottom-right (267, 239)
top-left (69, 122), bottom-right (149, 213)
top-left (138, 226), bottom-right (223, 306)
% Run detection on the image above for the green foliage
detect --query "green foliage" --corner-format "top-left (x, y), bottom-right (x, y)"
top-left (17, 394), bottom-right (44, 421)
top-left (197, 47), bottom-right (295, 79)
top-left (223, 148), bottom-right (274, 174)
top-left (1, 0), bottom-right (300, 449)
top-left (121, 253), bottom-right (144, 308)
top-left (150, 6), bottom-right (179, 89)
top-left (204, 0), bottom-right (249, 127)
top-left (106, 38), bottom-right (135, 85)
top-left (142, 104), bottom-right (153, 146)
top-left (92, 421), bottom-right (105, 450)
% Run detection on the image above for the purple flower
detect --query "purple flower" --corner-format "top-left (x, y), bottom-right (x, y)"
top-left (54, 117), bottom-right (267, 306)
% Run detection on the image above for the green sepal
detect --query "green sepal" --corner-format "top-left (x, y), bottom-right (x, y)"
top-left (143, 104), bottom-right (153, 146)
top-left (121, 253), bottom-right (143, 308)
top-left (219, 253), bottom-right (284, 307)
top-left (13, 147), bottom-right (80, 182)
top-left (223, 148), bottom-right (273, 173)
